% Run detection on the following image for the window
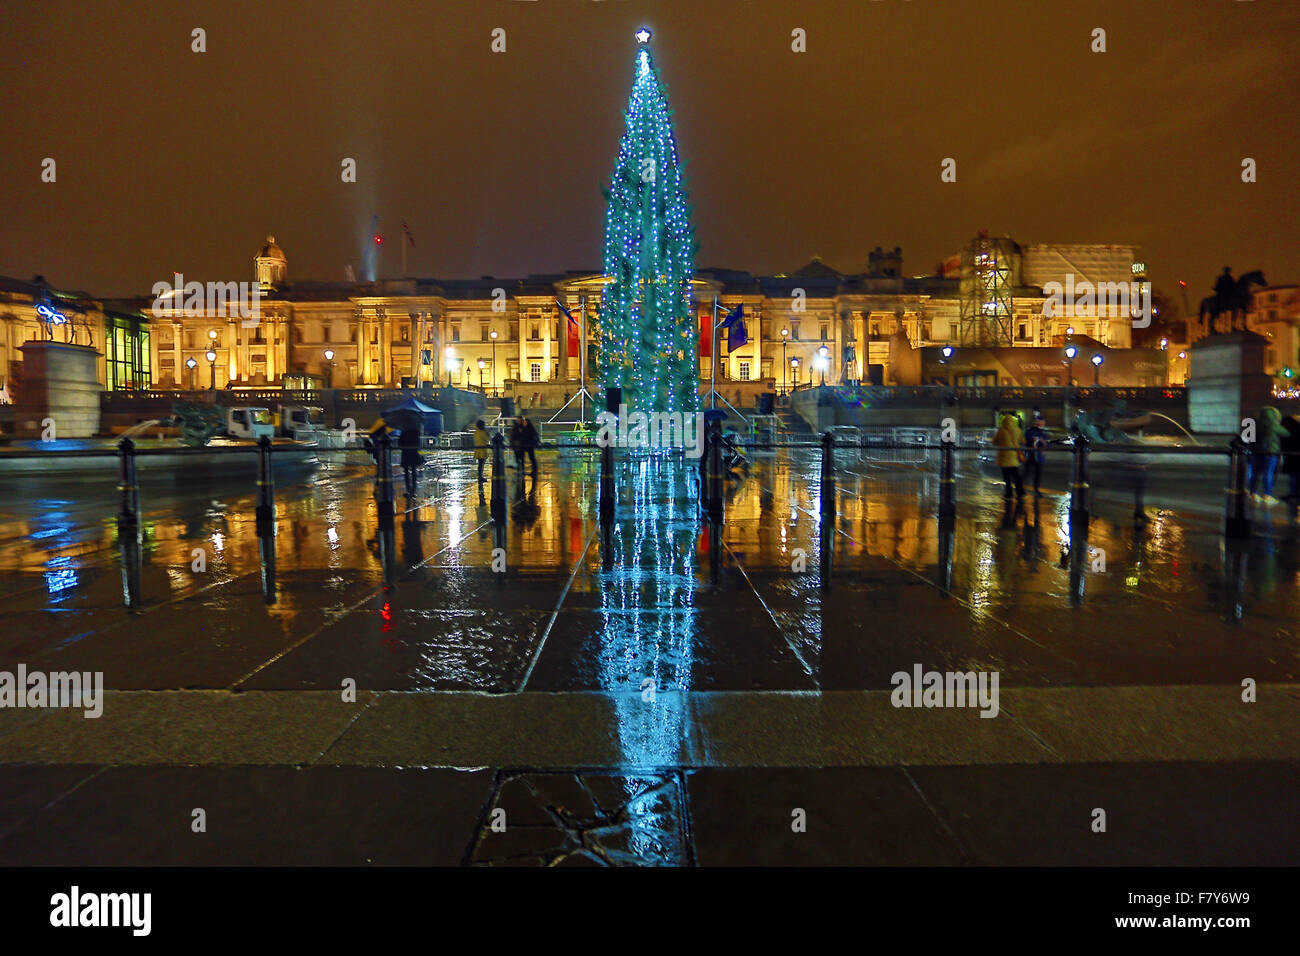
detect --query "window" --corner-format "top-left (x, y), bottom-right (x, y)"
top-left (530, 362), bottom-right (542, 382)
top-left (790, 322), bottom-right (800, 341)
top-left (400, 325), bottom-right (410, 343)
top-left (450, 325), bottom-right (460, 343)
top-left (739, 361), bottom-right (751, 381)
top-left (1017, 323), bottom-right (1030, 341)
top-left (820, 325), bottom-right (828, 341)
top-left (529, 325), bottom-right (541, 341)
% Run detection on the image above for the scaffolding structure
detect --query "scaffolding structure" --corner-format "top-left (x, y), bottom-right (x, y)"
top-left (957, 234), bottom-right (1017, 347)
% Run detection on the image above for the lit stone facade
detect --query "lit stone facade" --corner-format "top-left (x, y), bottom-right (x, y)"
top-left (2, 237), bottom-right (1155, 396)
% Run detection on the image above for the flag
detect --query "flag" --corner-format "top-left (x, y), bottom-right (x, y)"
top-left (720, 304), bottom-right (747, 350)
top-left (402, 220), bottom-right (415, 248)
top-left (555, 299), bottom-right (580, 329)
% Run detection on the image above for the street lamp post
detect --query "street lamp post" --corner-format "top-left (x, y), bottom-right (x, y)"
top-left (186, 356), bottom-right (197, 391)
top-left (781, 328), bottom-right (789, 393)
top-left (790, 356), bottom-right (800, 388)
top-left (1063, 344), bottom-right (1078, 424)
top-left (324, 348), bottom-right (335, 388)
top-left (1160, 337), bottom-right (1170, 386)
top-left (817, 345), bottom-right (830, 386)
top-left (489, 329), bottom-right (498, 396)
top-left (206, 349), bottom-right (217, 390)
top-left (1091, 352), bottom-right (1104, 386)
top-left (478, 358), bottom-right (486, 390)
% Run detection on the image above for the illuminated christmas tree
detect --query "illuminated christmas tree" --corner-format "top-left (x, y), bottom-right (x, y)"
top-left (598, 29), bottom-right (698, 412)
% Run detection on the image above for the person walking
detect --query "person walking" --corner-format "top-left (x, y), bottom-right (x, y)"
top-left (509, 418), bottom-right (524, 471)
top-left (1247, 405), bottom-right (1285, 501)
top-left (397, 422), bottom-right (422, 498)
top-left (994, 412), bottom-right (1025, 502)
top-left (1021, 414), bottom-right (1049, 495)
top-left (1279, 414), bottom-right (1300, 502)
top-left (473, 419), bottom-right (490, 485)
top-left (519, 415), bottom-right (539, 480)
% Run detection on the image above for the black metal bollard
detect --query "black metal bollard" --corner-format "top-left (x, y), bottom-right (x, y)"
top-left (1225, 441), bottom-right (1251, 539)
top-left (255, 435), bottom-right (276, 539)
top-left (1068, 435), bottom-right (1091, 536)
top-left (1133, 463), bottom-right (1148, 526)
top-left (820, 431), bottom-right (836, 522)
top-left (116, 437), bottom-right (141, 609)
top-left (938, 437), bottom-right (956, 521)
top-left (599, 442), bottom-right (615, 523)
top-left (375, 430), bottom-right (395, 530)
top-left (704, 421), bottom-right (724, 523)
top-left (490, 432), bottom-right (507, 524)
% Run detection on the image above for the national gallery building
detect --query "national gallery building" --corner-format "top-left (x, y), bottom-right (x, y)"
top-left (0, 235), bottom-right (1160, 398)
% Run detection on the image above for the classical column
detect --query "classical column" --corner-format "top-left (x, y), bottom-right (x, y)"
top-left (172, 319), bottom-right (182, 388)
top-left (265, 311), bottom-right (277, 383)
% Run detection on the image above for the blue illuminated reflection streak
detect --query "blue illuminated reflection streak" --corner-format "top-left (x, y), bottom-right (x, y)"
top-left (597, 455), bottom-right (695, 861)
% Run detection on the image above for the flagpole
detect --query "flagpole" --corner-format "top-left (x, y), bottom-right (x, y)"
top-left (711, 296), bottom-right (719, 410)
top-left (579, 293), bottom-right (587, 424)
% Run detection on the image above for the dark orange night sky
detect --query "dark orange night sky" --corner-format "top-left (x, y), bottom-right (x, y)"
top-left (1, 0), bottom-right (1296, 304)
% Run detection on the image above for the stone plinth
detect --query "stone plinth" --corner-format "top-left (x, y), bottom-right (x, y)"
top-left (1187, 331), bottom-right (1273, 435)
top-left (14, 341), bottom-right (103, 438)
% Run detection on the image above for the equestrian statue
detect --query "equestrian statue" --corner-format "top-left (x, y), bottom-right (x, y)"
top-left (1199, 267), bottom-right (1267, 335)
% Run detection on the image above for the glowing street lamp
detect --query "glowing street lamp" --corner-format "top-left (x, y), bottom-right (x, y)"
top-left (185, 356), bottom-right (197, 390)
top-left (1064, 343), bottom-right (1078, 385)
top-left (817, 345), bottom-right (830, 386)
top-left (323, 348), bottom-right (335, 387)
top-left (489, 329), bottom-right (498, 395)
top-left (790, 356), bottom-right (800, 387)
top-left (205, 349), bottom-right (217, 389)
top-left (477, 358), bottom-right (486, 390)
top-left (1091, 352), bottom-right (1104, 386)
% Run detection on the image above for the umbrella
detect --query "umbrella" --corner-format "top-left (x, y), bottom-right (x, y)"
top-left (380, 396), bottom-right (438, 432)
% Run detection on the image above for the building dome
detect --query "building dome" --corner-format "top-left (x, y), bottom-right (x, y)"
top-left (255, 234), bottom-right (287, 291)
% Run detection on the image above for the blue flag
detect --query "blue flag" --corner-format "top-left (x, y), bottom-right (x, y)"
top-left (720, 304), bottom-right (747, 349)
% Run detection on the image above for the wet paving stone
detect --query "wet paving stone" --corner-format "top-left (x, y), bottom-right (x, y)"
top-left (470, 772), bottom-right (689, 866)
top-left (0, 765), bottom-right (492, 866)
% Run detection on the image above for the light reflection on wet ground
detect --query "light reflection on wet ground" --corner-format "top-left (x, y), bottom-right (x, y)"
top-left (0, 448), bottom-right (1297, 692)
